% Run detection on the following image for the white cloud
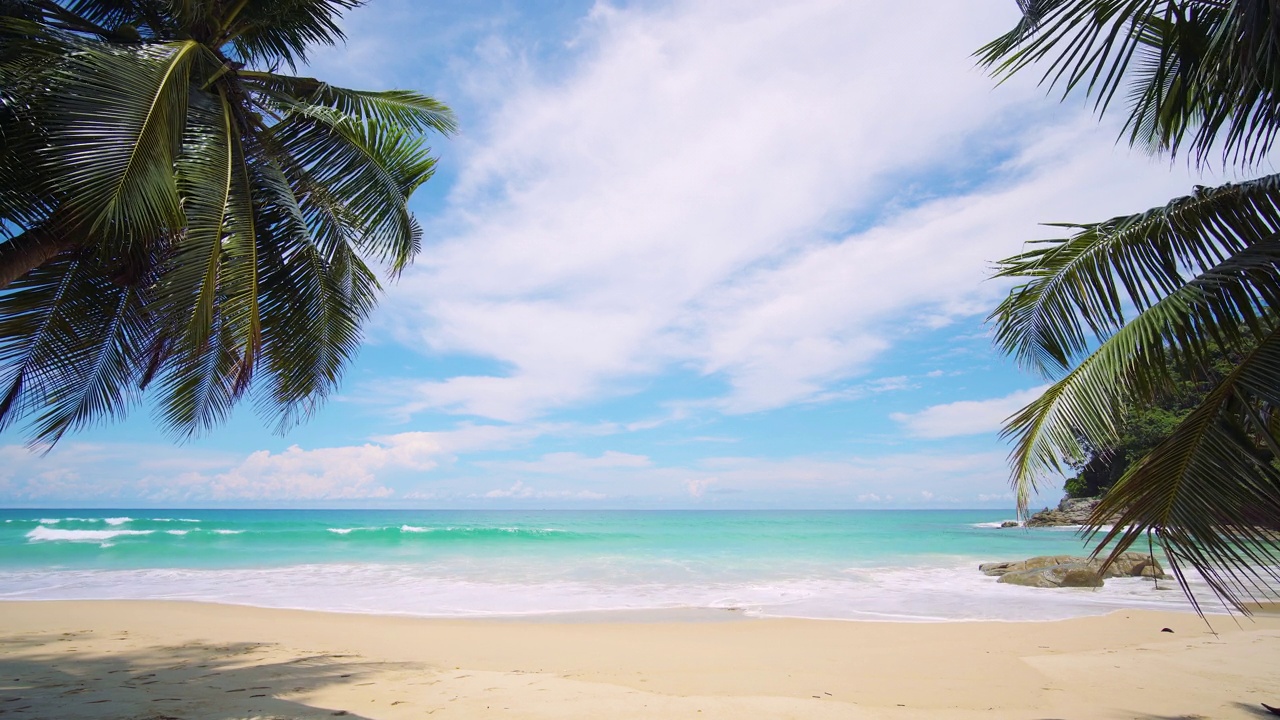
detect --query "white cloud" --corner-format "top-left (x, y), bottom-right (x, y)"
top-left (154, 425), bottom-right (560, 501)
top-left (685, 477), bottom-right (716, 498)
top-left (472, 449), bottom-right (1022, 505)
top-left (891, 385), bottom-right (1051, 439)
top-left (1, 438), bottom-right (1043, 507)
top-left (479, 450), bottom-right (651, 475)
top-left (481, 480), bottom-right (607, 500)
top-left (0, 425), bottom-right (547, 503)
top-left (376, 0), bottom-right (1219, 423)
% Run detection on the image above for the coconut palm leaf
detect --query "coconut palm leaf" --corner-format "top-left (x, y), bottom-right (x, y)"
top-left (40, 40), bottom-right (202, 244)
top-left (993, 174), bottom-right (1280, 500)
top-left (992, 174), bottom-right (1280, 378)
top-left (991, 178), bottom-right (1280, 611)
top-left (150, 83), bottom-right (250, 438)
top-left (982, 0), bottom-right (1280, 615)
top-left (0, 0), bottom-right (453, 445)
top-left (1001, 245), bottom-right (1280, 502)
top-left (223, 0), bottom-right (360, 71)
top-left (978, 1), bottom-right (1280, 167)
top-left (1, 15), bottom-right (71, 247)
top-left (269, 107), bottom-right (432, 273)
top-left (1088, 327), bottom-right (1280, 612)
top-left (57, 0), bottom-right (150, 35)
top-left (240, 71), bottom-right (458, 135)
top-left (250, 157), bottom-right (376, 433)
top-left (0, 249), bottom-right (154, 446)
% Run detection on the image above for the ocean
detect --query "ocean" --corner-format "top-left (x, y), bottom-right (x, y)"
top-left (0, 509), bottom-right (1213, 621)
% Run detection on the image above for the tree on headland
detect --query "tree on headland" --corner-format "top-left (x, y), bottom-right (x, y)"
top-left (979, 1), bottom-right (1280, 613)
top-left (0, 0), bottom-right (455, 446)
top-left (1062, 342), bottom-right (1249, 500)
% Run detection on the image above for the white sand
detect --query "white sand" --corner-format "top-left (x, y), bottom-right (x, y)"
top-left (1, 600), bottom-right (1278, 718)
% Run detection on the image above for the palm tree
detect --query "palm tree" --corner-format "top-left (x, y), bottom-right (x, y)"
top-left (0, 0), bottom-right (456, 445)
top-left (979, 0), bottom-right (1280, 613)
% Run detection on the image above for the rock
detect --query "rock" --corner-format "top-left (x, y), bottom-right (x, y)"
top-left (998, 563), bottom-right (1105, 588)
top-left (978, 561), bottom-right (1011, 575)
top-left (980, 552), bottom-right (1165, 584)
top-left (999, 520), bottom-right (1020, 528)
top-left (1024, 496), bottom-right (1123, 527)
top-left (980, 555), bottom-right (1082, 576)
top-left (1104, 554), bottom-right (1165, 579)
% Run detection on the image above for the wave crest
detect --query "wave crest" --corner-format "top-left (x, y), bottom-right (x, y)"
top-left (26, 527), bottom-right (153, 542)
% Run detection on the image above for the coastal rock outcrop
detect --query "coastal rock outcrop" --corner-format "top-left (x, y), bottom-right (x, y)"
top-left (999, 563), bottom-right (1104, 588)
top-left (1024, 496), bottom-right (1122, 527)
top-left (979, 552), bottom-right (1165, 589)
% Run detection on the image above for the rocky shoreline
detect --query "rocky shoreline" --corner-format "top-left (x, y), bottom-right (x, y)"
top-left (1023, 496), bottom-right (1120, 527)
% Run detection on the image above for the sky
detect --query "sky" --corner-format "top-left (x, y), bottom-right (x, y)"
top-left (0, 0), bottom-right (1244, 508)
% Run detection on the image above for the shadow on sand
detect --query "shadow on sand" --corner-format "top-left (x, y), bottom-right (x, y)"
top-left (1123, 705), bottom-right (1277, 720)
top-left (0, 628), bottom-right (397, 719)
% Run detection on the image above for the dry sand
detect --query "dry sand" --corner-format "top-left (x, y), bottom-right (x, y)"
top-left (1, 600), bottom-right (1278, 719)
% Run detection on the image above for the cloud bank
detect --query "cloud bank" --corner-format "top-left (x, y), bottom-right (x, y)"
top-left (377, 0), bottom-right (1212, 424)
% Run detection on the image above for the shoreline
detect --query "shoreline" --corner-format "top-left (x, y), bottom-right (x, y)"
top-left (0, 594), bottom-right (1261, 624)
top-left (3, 599), bottom-right (1278, 718)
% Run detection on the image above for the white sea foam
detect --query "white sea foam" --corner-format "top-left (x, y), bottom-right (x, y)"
top-left (25, 527), bottom-right (153, 542)
top-left (400, 525), bottom-right (431, 533)
top-left (165, 530), bottom-right (189, 536)
top-left (328, 527), bottom-right (382, 535)
top-left (971, 520), bottom-right (1021, 528)
top-left (211, 529), bottom-right (242, 535)
top-left (0, 560), bottom-right (1230, 622)
top-left (103, 517), bottom-right (132, 526)
top-left (38, 518), bottom-right (61, 524)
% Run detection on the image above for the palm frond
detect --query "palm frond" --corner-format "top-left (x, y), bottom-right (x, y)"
top-left (225, 0), bottom-right (361, 71)
top-left (167, 84), bottom-right (235, 350)
top-left (0, 249), bottom-right (153, 445)
top-left (991, 174), bottom-right (1280, 377)
top-left (41, 39), bottom-right (203, 245)
top-left (241, 71), bottom-right (458, 135)
top-left (0, 0), bottom-right (453, 446)
top-left (1088, 326), bottom-right (1280, 613)
top-left (978, 1), bottom-right (1280, 168)
top-left (270, 107), bottom-right (433, 273)
top-left (251, 157), bottom-right (376, 433)
top-left (1001, 264), bottom-right (1279, 506)
top-left (1, 15), bottom-right (73, 244)
top-left (151, 86), bottom-right (263, 439)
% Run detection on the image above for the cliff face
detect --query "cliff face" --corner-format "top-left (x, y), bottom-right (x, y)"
top-left (1025, 496), bottom-right (1121, 527)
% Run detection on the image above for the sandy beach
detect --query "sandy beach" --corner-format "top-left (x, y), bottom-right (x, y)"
top-left (1, 601), bottom-right (1277, 719)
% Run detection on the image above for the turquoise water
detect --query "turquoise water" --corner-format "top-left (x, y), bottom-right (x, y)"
top-left (0, 509), bottom-right (1205, 621)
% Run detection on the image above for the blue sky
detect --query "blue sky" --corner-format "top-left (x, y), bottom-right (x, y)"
top-left (0, 0), bottom-right (1236, 508)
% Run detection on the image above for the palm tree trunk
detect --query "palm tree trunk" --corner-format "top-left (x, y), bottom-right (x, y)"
top-left (0, 228), bottom-right (77, 290)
